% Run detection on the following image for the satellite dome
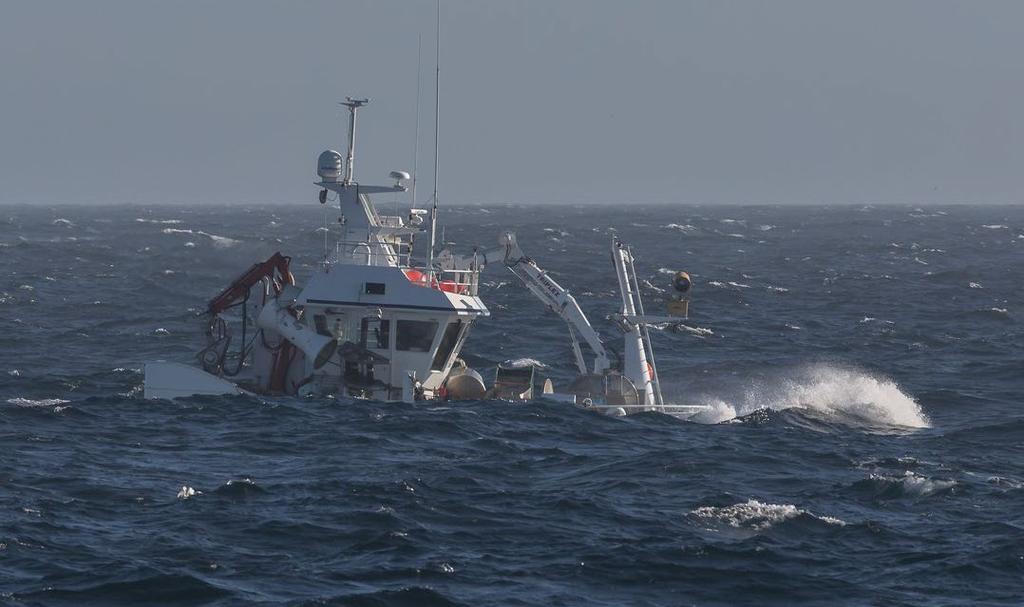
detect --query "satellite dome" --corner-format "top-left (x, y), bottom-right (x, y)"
top-left (317, 150), bottom-right (343, 182)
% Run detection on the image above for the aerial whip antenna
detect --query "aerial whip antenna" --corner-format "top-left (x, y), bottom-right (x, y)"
top-left (427, 0), bottom-right (440, 281)
top-left (411, 34), bottom-right (422, 209)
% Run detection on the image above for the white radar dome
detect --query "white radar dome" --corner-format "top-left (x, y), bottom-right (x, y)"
top-left (317, 150), bottom-right (344, 182)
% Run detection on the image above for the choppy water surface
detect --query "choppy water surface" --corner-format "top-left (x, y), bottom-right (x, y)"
top-left (1, 204), bottom-right (1022, 606)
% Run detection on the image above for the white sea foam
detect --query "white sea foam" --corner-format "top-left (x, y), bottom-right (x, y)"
top-left (987, 476), bottom-right (1023, 490)
top-left (981, 224), bottom-right (1008, 229)
top-left (136, 218), bottom-right (183, 224)
top-left (690, 499), bottom-right (845, 531)
top-left (177, 486), bottom-right (202, 499)
top-left (687, 364), bottom-right (929, 428)
top-left (641, 279), bottom-right (665, 293)
top-left (677, 324), bottom-right (714, 337)
top-left (870, 471), bottom-right (956, 497)
top-left (663, 223), bottom-right (697, 233)
top-left (52, 218), bottom-right (74, 227)
top-left (7, 398), bottom-right (70, 407)
top-left (163, 228), bottom-right (240, 248)
top-left (969, 282), bottom-right (983, 289)
top-left (502, 358), bottom-right (546, 369)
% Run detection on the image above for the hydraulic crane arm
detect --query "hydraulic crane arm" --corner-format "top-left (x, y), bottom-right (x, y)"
top-left (497, 233), bottom-right (611, 375)
top-left (206, 252), bottom-right (294, 315)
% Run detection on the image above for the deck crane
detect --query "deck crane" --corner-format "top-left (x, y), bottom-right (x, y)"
top-left (463, 233), bottom-right (670, 408)
top-left (492, 233), bottom-right (610, 377)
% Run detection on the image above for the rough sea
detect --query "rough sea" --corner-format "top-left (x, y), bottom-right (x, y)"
top-left (1, 203), bottom-right (1022, 606)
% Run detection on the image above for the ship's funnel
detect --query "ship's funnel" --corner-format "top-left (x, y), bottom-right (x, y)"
top-left (257, 298), bottom-right (337, 369)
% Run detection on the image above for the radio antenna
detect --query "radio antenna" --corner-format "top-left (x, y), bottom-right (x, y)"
top-left (411, 34), bottom-right (422, 209)
top-left (427, 0), bottom-right (440, 280)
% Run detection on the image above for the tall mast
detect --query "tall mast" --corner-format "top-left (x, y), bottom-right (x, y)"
top-left (341, 97), bottom-right (368, 184)
top-left (427, 1), bottom-right (440, 278)
top-left (411, 34), bottom-right (423, 208)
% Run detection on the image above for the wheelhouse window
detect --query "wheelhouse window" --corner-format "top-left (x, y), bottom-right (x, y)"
top-left (395, 320), bottom-right (438, 352)
top-left (314, 314), bottom-right (330, 337)
top-left (360, 317), bottom-right (390, 350)
top-left (431, 320), bottom-right (464, 370)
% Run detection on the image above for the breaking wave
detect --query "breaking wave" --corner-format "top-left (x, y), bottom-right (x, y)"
top-left (161, 228), bottom-right (240, 248)
top-left (7, 397), bottom-right (71, 407)
top-left (689, 499), bottom-right (845, 532)
top-left (852, 471), bottom-right (957, 499)
top-left (686, 364), bottom-right (929, 428)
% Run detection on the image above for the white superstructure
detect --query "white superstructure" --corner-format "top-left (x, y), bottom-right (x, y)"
top-left (146, 99), bottom-right (488, 401)
top-left (143, 98), bottom-right (707, 418)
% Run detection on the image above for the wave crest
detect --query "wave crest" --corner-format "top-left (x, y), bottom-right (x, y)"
top-left (689, 499), bottom-right (845, 532)
top-left (687, 364), bottom-right (928, 428)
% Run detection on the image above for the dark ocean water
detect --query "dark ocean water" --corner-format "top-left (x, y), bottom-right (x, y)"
top-left (1, 203), bottom-right (1022, 606)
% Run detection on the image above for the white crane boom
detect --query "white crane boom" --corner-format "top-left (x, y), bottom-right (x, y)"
top-left (496, 233), bottom-right (611, 376)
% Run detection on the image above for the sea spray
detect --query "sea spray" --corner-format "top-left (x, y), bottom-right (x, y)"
top-left (679, 364), bottom-right (928, 428)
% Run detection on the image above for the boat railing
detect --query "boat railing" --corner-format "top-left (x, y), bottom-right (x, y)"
top-left (331, 238), bottom-right (480, 296)
top-left (401, 267), bottom-right (479, 297)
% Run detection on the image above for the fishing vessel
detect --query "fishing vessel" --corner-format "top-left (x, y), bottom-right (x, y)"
top-left (143, 99), bottom-right (704, 417)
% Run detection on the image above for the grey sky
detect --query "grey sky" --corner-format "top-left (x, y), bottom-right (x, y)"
top-left (1, 1), bottom-right (1021, 205)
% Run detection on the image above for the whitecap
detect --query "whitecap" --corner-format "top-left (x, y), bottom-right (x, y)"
top-left (7, 397), bottom-right (70, 407)
top-left (641, 279), bottom-right (665, 293)
top-left (502, 358), bottom-right (546, 369)
top-left (987, 476), bottom-right (1023, 490)
top-left (52, 218), bottom-right (74, 227)
top-left (163, 228), bottom-right (240, 248)
top-left (177, 486), bottom-right (202, 499)
top-left (136, 218), bottom-right (183, 224)
top-left (663, 223), bottom-right (697, 233)
top-left (968, 282), bottom-right (983, 289)
top-left (686, 364), bottom-right (928, 428)
top-left (981, 224), bottom-right (1008, 229)
top-left (869, 471), bottom-right (956, 497)
top-left (204, 233), bottom-right (240, 248)
top-left (766, 285), bottom-right (789, 293)
top-left (689, 499), bottom-right (845, 531)
top-left (154, 328), bottom-right (170, 335)
top-left (676, 324), bottom-right (714, 337)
